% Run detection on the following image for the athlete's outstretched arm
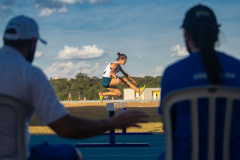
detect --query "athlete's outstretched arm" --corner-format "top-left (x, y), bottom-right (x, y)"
top-left (120, 67), bottom-right (137, 85)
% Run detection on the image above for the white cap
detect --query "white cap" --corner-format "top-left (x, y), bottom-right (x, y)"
top-left (3, 15), bottom-right (47, 45)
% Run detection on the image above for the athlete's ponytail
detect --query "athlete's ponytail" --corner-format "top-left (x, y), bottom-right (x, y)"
top-left (182, 4), bottom-right (223, 84)
top-left (116, 52), bottom-right (127, 61)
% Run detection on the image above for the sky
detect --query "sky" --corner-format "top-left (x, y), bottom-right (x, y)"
top-left (0, 0), bottom-right (239, 79)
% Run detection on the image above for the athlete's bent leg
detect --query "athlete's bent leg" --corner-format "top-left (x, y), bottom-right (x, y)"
top-left (105, 87), bottom-right (122, 96)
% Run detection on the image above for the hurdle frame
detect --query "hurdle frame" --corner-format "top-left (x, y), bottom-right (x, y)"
top-left (75, 102), bottom-right (150, 147)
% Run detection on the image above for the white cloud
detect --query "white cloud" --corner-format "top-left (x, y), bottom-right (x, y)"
top-left (0, 0), bottom-right (110, 18)
top-left (39, 7), bottom-right (68, 16)
top-left (38, 7), bottom-right (67, 16)
top-left (31, 0), bottom-right (109, 16)
top-left (44, 61), bottom-right (104, 78)
top-left (89, 0), bottom-right (109, 4)
top-left (58, 0), bottom-right (84, 4)
top-left (35, 51), bottom-right (43, 58)
top-left (39, 8), bottom-right (56, 16)
top-left (57, 45), bottom-right (105, 59)
top-left (32, 0), bottom-right (67, 16)
top-left (59, 0), bottom-right (109, 4)
top-left (45, 61), bottom-right (75, 77)
top-left (170, 44), bottom-right (188, 57)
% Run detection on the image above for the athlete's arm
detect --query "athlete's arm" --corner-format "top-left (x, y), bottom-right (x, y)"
top-left (49, 110), bottom-right (149, 139)
top-left (120, 67), bottom-right (137, 85)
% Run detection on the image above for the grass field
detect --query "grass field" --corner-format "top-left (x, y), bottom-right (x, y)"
top-left (29, 101), bottom-right (163, 134)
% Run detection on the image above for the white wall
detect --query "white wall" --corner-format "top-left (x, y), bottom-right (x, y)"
top-left (123, 89), bottom-right (135, 100)
top-left (123, 88), bottom-right (161, 100)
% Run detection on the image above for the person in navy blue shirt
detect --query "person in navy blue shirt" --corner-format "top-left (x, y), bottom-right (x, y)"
top-left (158, 4), bottom-right (240, 160)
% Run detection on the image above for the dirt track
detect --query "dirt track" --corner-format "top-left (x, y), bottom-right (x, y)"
top-left (30, 100), bottom-right (162, 134)
top-left (61, 101), bottom-right (160, 108)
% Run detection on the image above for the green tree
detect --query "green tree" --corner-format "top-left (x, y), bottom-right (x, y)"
top-left (49, 72), bottom-right (162, 100)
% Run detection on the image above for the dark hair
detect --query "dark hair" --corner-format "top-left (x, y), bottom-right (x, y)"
top-left (116, 52), bottom-right (127, 61)
top-left (182, 4), bottom-right (223, 84)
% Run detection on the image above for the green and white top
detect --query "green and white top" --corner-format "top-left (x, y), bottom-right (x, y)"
top-left (102, 61), bottom-right (121, 78)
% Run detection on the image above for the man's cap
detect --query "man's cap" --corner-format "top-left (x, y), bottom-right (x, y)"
top-left (3, 15), bottom-right (47, 45)
top-left (181, 4), bottom-right (219, 29)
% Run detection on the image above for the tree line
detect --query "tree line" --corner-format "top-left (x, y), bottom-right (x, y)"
top-left (50, 72), bottom-right (162, 101)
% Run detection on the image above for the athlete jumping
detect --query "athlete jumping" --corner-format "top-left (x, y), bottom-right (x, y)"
top-left (99, 52), bottom-right (145, 102)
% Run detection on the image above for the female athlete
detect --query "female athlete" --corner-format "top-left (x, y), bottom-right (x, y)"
top-left (99, 52), bottom-right (145, 102)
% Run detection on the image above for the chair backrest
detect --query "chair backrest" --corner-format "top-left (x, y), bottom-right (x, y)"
top-left (161, 85), bottom-right (240, 160)
top-left (0, 94), bottom-right (26, 160)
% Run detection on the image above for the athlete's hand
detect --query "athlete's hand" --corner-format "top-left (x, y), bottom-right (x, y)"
top-left (117, 78), bottom-right (122, 83)
top-left (110, 110), bottom-right (149, 129)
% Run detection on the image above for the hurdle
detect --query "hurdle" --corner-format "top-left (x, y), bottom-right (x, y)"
top-left (75, 102), bottom-right (150, 147)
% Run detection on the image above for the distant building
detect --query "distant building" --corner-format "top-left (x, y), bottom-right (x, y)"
top-left (54, 76), bottom-right (60, 79)
top-left (123, 88), bottom-right (161, 100)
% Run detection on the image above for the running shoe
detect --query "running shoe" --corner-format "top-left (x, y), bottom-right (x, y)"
top-left (139, 85), bottom-right (146, 95)
top-left (99, 92), bottom-right (104, 103)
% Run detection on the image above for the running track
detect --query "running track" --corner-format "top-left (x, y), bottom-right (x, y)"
top-left (30, 133), bottom-right (165, 160)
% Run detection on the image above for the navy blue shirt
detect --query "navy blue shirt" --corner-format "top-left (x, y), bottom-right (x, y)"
top-left (159, 51), bottom-right (240, 160)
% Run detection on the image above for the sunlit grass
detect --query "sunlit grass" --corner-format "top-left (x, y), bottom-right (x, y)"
top-left (30, 101), bottom-right (163, 134)
top-left (29, 122), bottom-right (163, 134)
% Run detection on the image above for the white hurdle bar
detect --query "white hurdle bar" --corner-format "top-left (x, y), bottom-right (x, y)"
top-left (106, 102), bottom-right (127, 111)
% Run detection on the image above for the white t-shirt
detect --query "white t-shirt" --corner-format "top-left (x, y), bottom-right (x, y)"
top-left (102, 62), bottom-right (121, 78)
top-left (0, 46), bottom-right (69, 158)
